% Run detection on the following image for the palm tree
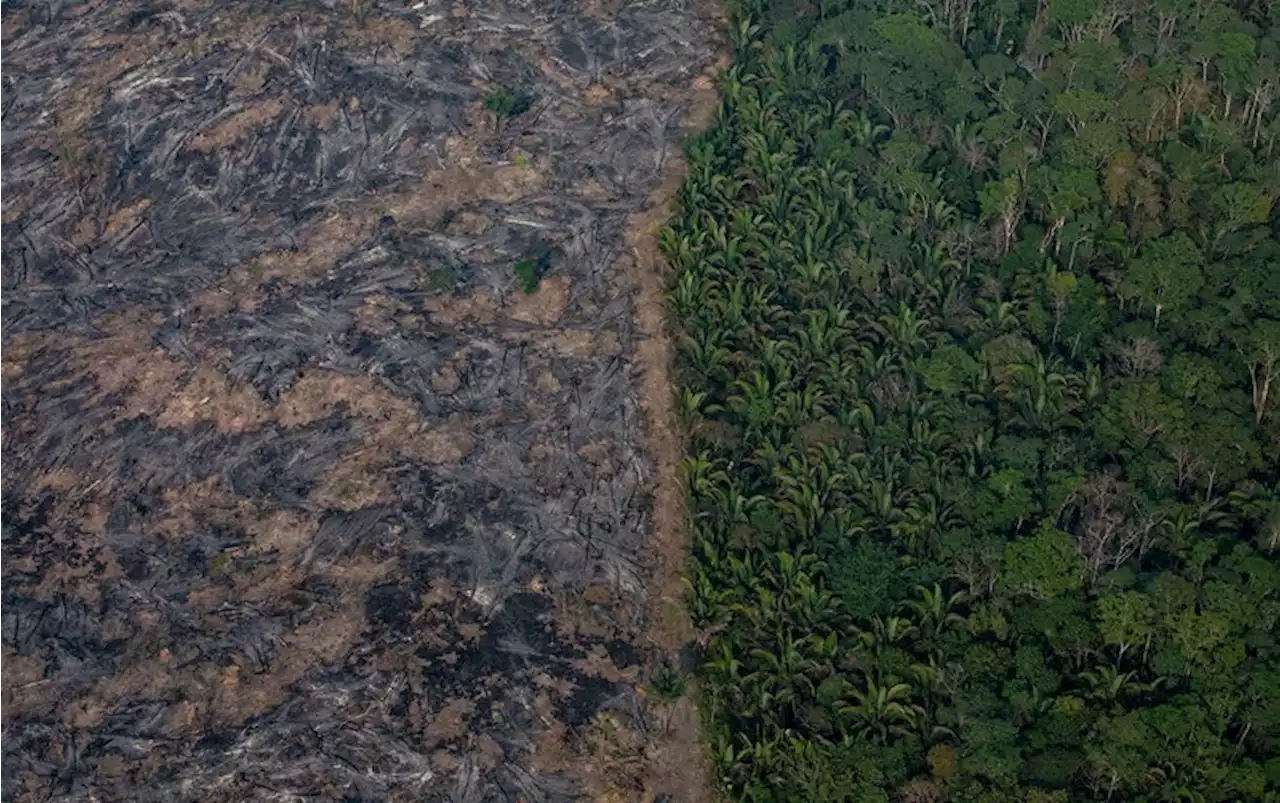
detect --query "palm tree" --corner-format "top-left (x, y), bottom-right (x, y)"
top-left (1229, 480), bottom-right (1280, 551)
top-left (683, 451), bottom-right (731, 500)
top-left (681, 327), bottom-right (732, 384)
top-left (839, 680), bottom-right (923, 743)
top-left (728, 369), bottom-right (776, 435)
top-left (855, 477), bottom-right (898, 534)
top-left (687, 569), bottom-right (734, 630)
top-left (668, 271), bottom-right (718, 321)
top-left (878, 302), bottom-right (933, 358)
top-left (658, 225), bottom-right (709, 270)
top-left (728, 14), bottom-right (763, 56)
top-left (900, 583), bottom-right (969, 638)
top-left (1006, 353), bottom-right (1082, 432)
top-left (773, 385), bottom-right (830, 429)
top-left (976, 297), bottom-right (1022, 333)
top-left (745, 636), bottom-right (818, 718)
top-left (850, 110), bottom-right (891, 147)
top-left (859, 615), bottom-right (919, 658)
top-left (1079, 664), bottom-right (1164, 704)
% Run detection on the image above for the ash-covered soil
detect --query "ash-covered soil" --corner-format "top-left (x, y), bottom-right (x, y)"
top-left (0, 1), bottom-right (722, 800)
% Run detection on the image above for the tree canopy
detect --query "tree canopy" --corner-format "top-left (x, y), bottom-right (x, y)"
top-left (662, 0), bottom-right (1280, 798)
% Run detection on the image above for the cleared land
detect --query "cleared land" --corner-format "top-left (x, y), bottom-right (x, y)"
top-left (1, 1), bottom-right (722, 800)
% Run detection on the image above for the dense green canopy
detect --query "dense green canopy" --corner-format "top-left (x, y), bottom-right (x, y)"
top-left (662, 0), bottom-right (1280, 799)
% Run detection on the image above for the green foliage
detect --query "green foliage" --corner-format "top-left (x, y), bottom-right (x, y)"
top-left (647, 662), bottom-right (688, 702)
top-left (917, 345), bottom-right (978, 395)
top-left (662, 0), bottom-right (1280, 797)
top-left (513, 258), bottom-right (540, 294)
top-left (1047, 0), bottom-right (1099, 26)
top-left (1122, 232), bottom-right (1205, 328)
top-left (824, 537), bottom-right (900, 621)
top-left (1002, 524), bottom-right (1086, 599)
top-left (1096, 591), bottom-right (1155, 660)
top-left (959, 717), bottom-right (1021, 782)
top-left (483, 86), bottom-right (534, 131)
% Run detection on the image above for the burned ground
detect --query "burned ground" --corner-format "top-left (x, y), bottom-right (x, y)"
top-left (1, 0), bottom-right (722, 800)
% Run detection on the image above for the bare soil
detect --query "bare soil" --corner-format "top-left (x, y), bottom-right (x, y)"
top-left (0, 0), bottom-right (723, 800)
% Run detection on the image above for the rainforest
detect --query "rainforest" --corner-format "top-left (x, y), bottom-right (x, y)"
top-left (660, 0), bottom-right (1280, 800)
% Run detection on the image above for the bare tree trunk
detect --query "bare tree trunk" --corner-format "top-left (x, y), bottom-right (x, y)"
top-left (1247, 347), bottom-right (1276, 424)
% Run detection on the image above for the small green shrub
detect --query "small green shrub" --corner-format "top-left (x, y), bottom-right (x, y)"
top-left (483, 87), bottom-right (535, 131)
top-left (646, 663), bottom-right (687, 702)
top-left (514, 258), bottom-right (540, 294)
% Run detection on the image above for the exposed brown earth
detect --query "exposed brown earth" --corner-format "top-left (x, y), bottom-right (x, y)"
top-left (1, 0), bottom-right (723, 800)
